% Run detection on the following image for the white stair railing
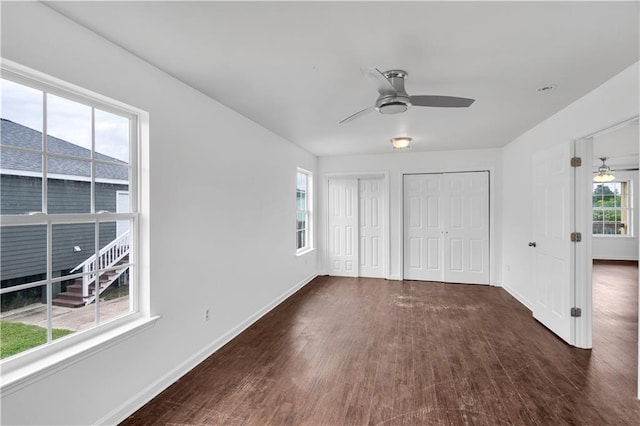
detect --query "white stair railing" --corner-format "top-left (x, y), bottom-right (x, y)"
top-left (70, 231), bottom-right (130, 300)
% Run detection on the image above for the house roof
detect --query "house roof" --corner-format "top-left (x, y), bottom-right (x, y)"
top-left (1, 118), bottom-right (128, 181)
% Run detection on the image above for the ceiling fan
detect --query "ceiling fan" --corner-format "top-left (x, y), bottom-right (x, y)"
top-left (340, 68), bottom-right (475, 124)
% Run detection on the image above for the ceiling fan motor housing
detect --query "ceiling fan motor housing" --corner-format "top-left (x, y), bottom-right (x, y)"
top-left (375, 70), bottom-right (412, 114)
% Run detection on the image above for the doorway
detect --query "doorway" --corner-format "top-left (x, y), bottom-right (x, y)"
top-left (575, 116), bottom-right (639, 397)
top-left (327, 174), bottom-right (388, 278)
top-left (403, 171), bottom-right (490, 284)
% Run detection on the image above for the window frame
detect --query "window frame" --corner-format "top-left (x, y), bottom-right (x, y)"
top-left (592, 180), bottom-right (633, 237)
top-left (296, 168), bottom-right (313, 255)
top-left (0, 60), bottom-right (153, 388)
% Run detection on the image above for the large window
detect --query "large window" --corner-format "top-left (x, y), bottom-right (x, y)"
top-left (1, 67), bottom-right (140, 360)
top-left (296, 168), bottom-right (312, 253)
top-left (593, 181), bottom-right (632, 236)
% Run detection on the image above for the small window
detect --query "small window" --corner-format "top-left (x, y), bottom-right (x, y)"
top-left (593, 181), bottom-right (632, 236)
top-left (296, 168), bottom-right (312, 253)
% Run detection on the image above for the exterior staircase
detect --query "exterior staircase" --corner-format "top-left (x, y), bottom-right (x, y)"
top-left (52, 231), bottom-right (130, 308)
top-left (52, 256), bottom-right (129, 308)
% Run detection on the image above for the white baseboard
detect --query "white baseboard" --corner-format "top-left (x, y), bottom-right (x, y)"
top-left (98, 272), bottom-right (318, 426)
top-left (593, 256), bottom-right (638, 261)
top-left (501, 283), bottom-right (534, 312)
top-left (491, 280), bottom-right (502, 287)
top-left (388, 274), bottom-right (402, 281)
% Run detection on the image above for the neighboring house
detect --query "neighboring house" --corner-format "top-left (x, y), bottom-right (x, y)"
top-left (0, 118), bottom-right (129, 305)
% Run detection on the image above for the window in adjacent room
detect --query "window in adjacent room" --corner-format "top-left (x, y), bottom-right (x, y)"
top-left (296, 168), bottom-right (312, 253)
top-left (0, 66), bottom-right (141, 360)
top-left (593, 181), bottom-right (632, 236)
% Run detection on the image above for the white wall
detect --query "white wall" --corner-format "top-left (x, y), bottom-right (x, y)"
top-left (501, 62), bottom-right (639, 308)
top-left (592, 170), bottom-right (639, 261)
top-left (1, 3), bottom-right (317, 425)
top-left (318, 149), bottom-right (503, 284)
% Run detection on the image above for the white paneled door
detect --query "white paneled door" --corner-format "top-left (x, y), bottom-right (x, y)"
top-left (359, 179), bottom-right (384, 278)
top-left (404, 172), bottom-right (489, 284)
top-left (404, 174), bottom-right (444, 281)
top-left (328, 179), bottom-right (358, 277)
top-left (328, 177), bottom-right (385, 278)
top-left (531, 145), bottom-right (573, 344)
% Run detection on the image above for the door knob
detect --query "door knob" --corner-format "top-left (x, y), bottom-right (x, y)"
top-left (528, 242), bottom-right (537, 247)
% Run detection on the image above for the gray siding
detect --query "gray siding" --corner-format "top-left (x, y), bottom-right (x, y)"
top-left (1, 175), bottom-right (42, 215)
top-left (1, 175), bottom-right (127, 283)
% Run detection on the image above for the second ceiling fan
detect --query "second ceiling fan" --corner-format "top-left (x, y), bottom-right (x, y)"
top-left (340, 68), bottom-right (475, 124)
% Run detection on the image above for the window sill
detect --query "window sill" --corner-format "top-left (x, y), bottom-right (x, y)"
top-left (296, 247), bottom-right (316, 257)
top-left (0, 314), bottom-right (160, 396)
top-left (593, 234), bottom-right (636, 239)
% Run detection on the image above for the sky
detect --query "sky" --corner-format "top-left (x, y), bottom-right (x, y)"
top-left (1, 78), bottom-right (130, 163)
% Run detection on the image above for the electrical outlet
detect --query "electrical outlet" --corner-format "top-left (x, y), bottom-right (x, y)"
top-left (204, 308), bottom-right (210, 322)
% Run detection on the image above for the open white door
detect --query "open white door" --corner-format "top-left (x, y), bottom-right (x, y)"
top-left (531, 145), bottom-right (574, 345)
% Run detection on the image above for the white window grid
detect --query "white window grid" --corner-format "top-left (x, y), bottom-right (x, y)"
top-left (296, 168), bottom-right (312, 253)
top-left (0, 67), bottom-right (140, 347)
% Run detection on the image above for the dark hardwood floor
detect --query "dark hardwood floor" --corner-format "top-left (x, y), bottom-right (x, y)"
top-left (122, 267), bottom-right (639, 425)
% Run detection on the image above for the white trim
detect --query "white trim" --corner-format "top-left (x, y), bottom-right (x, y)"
top-left (95, 273), bottom-right (318, 426)
top-left (1, 315), bottom-right (160, 396)
top-left (593, 255), bottom-right (639, 261)
top-left (295, 247), bottom-right (316, 257)
top-left (296, 168), bottom-right (313, 254)
top-left (576, 115), bottom-right (639, 141)
top-left (502, 283), bottom-right (534, 311)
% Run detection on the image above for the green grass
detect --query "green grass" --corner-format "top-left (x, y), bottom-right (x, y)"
top-left (0, 321), bottom-right (74, 359)
top-left (102, 284), bottom-right (129, 301)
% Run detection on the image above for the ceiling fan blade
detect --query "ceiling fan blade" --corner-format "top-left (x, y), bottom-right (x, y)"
top-left (410, 95), bottom-right (475, 108)
top-left (362, 68), bottom-right (397, 97)
top-left (339, 106), bottom-right (374, 124)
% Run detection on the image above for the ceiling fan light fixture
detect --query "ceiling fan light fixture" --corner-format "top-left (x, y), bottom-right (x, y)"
top-left (593, 157), bottom-right (615, 182)
top-left (378, 102), bottom-right (409, 115)
top-left (339, 67), bottom-right (475, 124)
top-left (391, 137), bottom-right (412, 149)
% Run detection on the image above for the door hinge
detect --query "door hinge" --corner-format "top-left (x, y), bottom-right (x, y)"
top-left (571, 307), bottom-right (582, 317)
top-left (570, 232), bottom-right (582, 242)
top-left (570, 157), bottom-right (582, 167)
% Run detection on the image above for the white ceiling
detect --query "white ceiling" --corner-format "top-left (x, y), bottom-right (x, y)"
top-left (593, 119), bottom-right (639, 169)
top-left (46, 1), bottom-right (639, 157)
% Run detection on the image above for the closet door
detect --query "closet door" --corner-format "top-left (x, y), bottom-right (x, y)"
top-left (443, 172), bottom-right (489, 284)
top-left (359, 178), bottom-right (384, 278)
top-left (328, 179), bottom-right (358, 276)
top-left (403, 172), bottom-right (489, 285)
top-left (404, 174), bottom-right (444, 281)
